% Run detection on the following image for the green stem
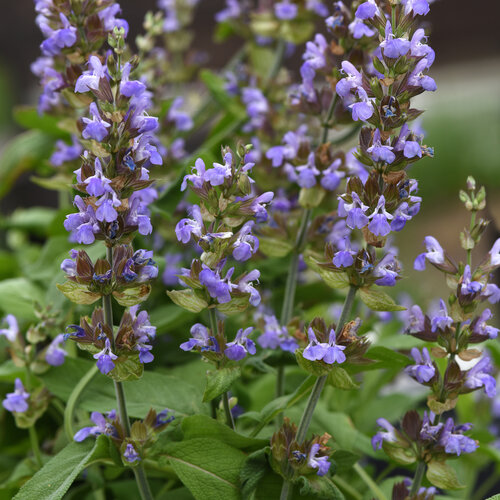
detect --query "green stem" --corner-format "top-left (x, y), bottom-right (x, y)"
top-left (321, 94), bottom-right (339, 144)
top-left (222, 391), bottom-right (235, 430)
top-left (280, 286), bottom-right (357, 499)
top-left (64, 364), bottom-right (99, 441)
top-left (409, 462), bottom-right (426, 496)
top-left (28, 425), bottom-right (43, 468)
top-left (353, 463), bottom-right (387, 500)
top-left (265, 37), bottom-right (287, 89)
top-left (467, 211), bottom-right (476, 267)
top-left (332, 475), bottom-right (363, 500)
top-left (103, 246), bottom-right (153, 500)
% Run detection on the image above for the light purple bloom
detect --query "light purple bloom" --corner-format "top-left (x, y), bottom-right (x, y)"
top-left (250, 192), bottom-right (274, 223)
top-left (242, 87), bottom-right (269, 131)
top-left (308, 444), bottom-right (331, 476)
top-left (75, 56), bottom-right (107, 93)
top-left (405, 347), bottom-right (435, 383)
top-left (410, 29), bottom-right (435, 66)
top-left (483, 283), bottom-right (500, 304)
top-left (257, 315), bottom-right (298, 353)
top-left (2, 378), bottom-right (29, 413)
top-left (0, 314), bottom-right (19, 343)
top-left (175, 205), bottom-right (204, 243)
top-left (333, 238), bottom-right (355, 268)
top-left (124, 444), bottom-right (141, 463)
top-left (303, 34), bottom-right (328, 70)
top-left (275, 1), bottom-right (298, 20)
top-left (233, 222), bottom-right (259, 261)
top-left (409, 59), bottom-right (437, 91)
top-left (489, 239), bottom-right (500, 267)
top-left (180, 324), bottom-right (213, 352)
top-left (342, 192), bottom-right (369, 230)
top-left (225, 327), bottom-right (256, 361)
top-left (368, 196), bottom-right (393, 236)
top-left (348, 18), bottom-right (375, 39)
top-left (380, 21), bottom-right (410, 59)
top-left (460, 265), bottom-right (483, 296)
top-left (404, 305), bottom-right (426, 333)
top-left (472, 309), bottom-right (499, 339)
top-left (45, 334), bottom-right (67, 366)
top-left (350, 88), bottom-right (374, 122)
top-left (168, 97), bottom-right (193, 131)
top-left (355, 0), bottom-right (377, 19)
top-left (414, 236), bottom-right (445, 270)
top-left (303, 328), bottom-right (346, 364)
top-left (464, 357), bottom-right (496, 398)
top-left (373, 253), bottom-right (400, 286)
top-left (440, 418), bottom-right (478, 456)
top-left (430, 299), bottom-right (453, 332)
top-left (215, 0), bottom-right (242, 22)
top-left (296, 153), bottom-right (320, 188)
top-left (93, 338), bottom-right (117, 375)
top-left (336, 61), bottom-right (363, 97)
top-left (237, 269), bottom-right (261, 306)
top-left (199, 265), bottom-right (236, 304)
top-left (372, 418), bottom-right (397, 450)
top-left (84, 158), bottom-right (112, 197)
top-left (50, 136), bottom-right (82, 166)
top-left (402, 0), bottom-right (430, 16)
top-left (40, 13), bottom-right (77, 56)
top-left (204, 153), bottom-right (232, 187)
top-left (81, 102), bottom-right (111, 142)
top-left (182, 158), bottom-right (206, 191)
top-left (367, 130), bottom-right (396, 164)
top-left (321, 158), bottom-right (344, 191)
top-left (74, 411), bottom-right (117, 442)
top-left (395, 124), bottom-right (422, 159)
top-left (98, 4), bottom-right (129, 35)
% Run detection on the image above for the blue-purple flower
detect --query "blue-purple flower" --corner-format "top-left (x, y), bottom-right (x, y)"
top-left (355, 0), bottom-right (378, 20)
top-left (180, 323), bottom-right (219, 353)
top-left (341, 192), bottom-right (369, 230)
top-left (308, 443), bottom-right (331, 476)
top-left (367, 130), bottom-right (396, 164)
top-left (368, 196), bottom-right (393, 236)
top-left (74, 411), bottom-right (117, 442)
top-left (380, 21), bottom-right (410, 59)
top-left (81, 103), bottom-right (111, 142)
top-left (45, 334), bottom-right (67, 366)
top-left (372, 418), bottom-right (397, 450)
top-left (2, 378), bottom-right (29, 413)
top-left (464, 356), bottom-right (496, 398)
top-left (472, 309), bottom-right (499, 339)
top-left (124, 443), bottom-right (141, 463)
top-left (275, 1), bottom-right (298, 20)
top-left (257, 314), bottom-right (298, 352)
top-left (336, 61), bottom-right (363, 97)
top-left (199, 264), bottom-right (236, 304)
top-left (0, 314), bottom-right (19, 343)
top-left (430, 299), bottom-right (453, 332)
top-left (439, 418), bottom-right (478, 456)
top-left (405, 347), bottom-right (435, 383)
top-left (303, 328), bottom-right (346, 364)
top-left (93, 338), bottom-right (118, 374)
top-left (233, 222), bottom-right (259, 262)
top-left (175, 205), bottom-right (204, 243)
top-left (414, 236), bottom-right (445, 271)
top-left (225, 327), bottom-right (256, 361)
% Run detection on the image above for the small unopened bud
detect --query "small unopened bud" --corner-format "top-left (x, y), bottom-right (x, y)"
top-left (466, 176), bottom-right (476, 191)
top-left (459, 190), bottom-right (470, 205)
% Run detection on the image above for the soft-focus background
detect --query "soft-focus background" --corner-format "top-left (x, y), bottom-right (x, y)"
top-left (1, 0), bottom-right (499, 308)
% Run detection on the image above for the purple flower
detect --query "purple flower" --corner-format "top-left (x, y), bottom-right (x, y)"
top-left (464, 357), bottom-right (496, 398)
top-left (372, 418), bottom-right (397, 450)
top-left (483, 283), bottom-right (500, 304)
top-left (321, 159), bottom-right (344, 191)
top-left (84, 158), bottom-right (112, 197)
top-left (257, 314), bottom-right (298, 352)
top-left (355, 0), bottom-right (378, 20)
top-left (180, 324), bottom-right (215, 352)
top-left (296, 153), bottom-right (320, 188)
top-left (181, 158), bottom-right (206, 191)
top-left (225, 327), bottom-right (256, 361)
top-left (2, 378), bottom-right (29, 413)
top-left (75, 56), bottom-right (107, 93)
top-left (394, 124), bottom-right (422, 159)
top-left (0, 314), bottom-right (19, 343)
top-left (163, 253), bottom-right (183, 286)
top-left (40, 13), bottom-right (77, 56)
top-left (175, 205), bottom-right (204, 243)
top-left (64, 195), bottom-right (100, 244)
top-left (98, 4), bottom-right (129, 35)
top-left (336, 61), bottom-right (363, 97)
top-left (368, 196), bottom-right (393, 236)
top-left (489, 239), bottom-right (500, 267)
top-left (414, 236), bottom-right (445, 270)
top-left (472, 309), bottom-right (499, 339)
top-left (342, 192), bottom-right (369, 230)
top-left (303, 328), bottom-right (346, 364)
top-left (333, 238), bottom-right (355, 268)
top-left (303, 34), bottom-right (328, 70)
top-left (404, 305), bottom-right (426, 333)
top-left (380, 21), bottom-right (410, 59)
top-left (82, 103), bottom-right (111, 142)
top-left (242, 87), bottom-right (269, 131)
top-left (460, 265), bottom-right (483, 297)
top-left (373, 253), bottom-right (400, 286)
top-left (125, 196), bottom-right (153, 236)
top-left (367, 130), bottom-right (396, 164)
top-left (266, 128), bottom-right (306, 167)
top-left (50, 136), bottom-right (82, 166)
top-left (168, 97), bottom-right (193, 132)
top-left (439, 418), bottom-right (478, 456)
top-left (93, 338), bottom-right (118, 375)
top-left (275, 1), bottom-right (298, 20)
top-left (348, 18), bottom-right (375, 39)
top-left (250, 192), bottom-right (274, 222)
top-left (402, 0), bottom-right (430, 16)
top-left (410, 29), bottom-right (435, 65)
top-left (124, 444), bottom-right (141, 463)
top-left (409, 59), bottom-right (437, 91)
top-left (430, 299), bottom-right (453, 332)
top-left (308, 444), bottom-right (331, 476)
top-left (199, 265), bottom-right (236, 304)
top-left (215, 0), bottom-right (242, 22)
top-left (74, 411), bottom-right (117, 442)
top-left (120, 63), bottom-right (146, 97)
top-left (237, 269), bottom-right (261, 306)
top-left (45, 334), bottom-right (67, 366)
top-left (405, 347), bottom-right (435, 383)
top-left (350, 88), bottom-right (374, 122)
top-left (307, 0), bottom-right (328, 16)
top-left (95, 190), bottom-right (121, 223)
top-left (233, 222), bottom-right (259, 261)
top-left (155, 408), bottom-right (175, 427)
top-left (204, 153), bottom-right (233, 187)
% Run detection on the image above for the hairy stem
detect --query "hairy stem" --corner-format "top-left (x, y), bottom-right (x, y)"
top-left (467, 211), bottom-right (476, 267)
top-left (28, 425), bottom-right (43, 468)
top-left (104, 246), bottom-right (153, 500)
top-left (321, 94), bottom-right (339, 144)
top-left (409, 461), bottom-right (426, 496)
top-left (280, 286), bottom-right (357, 499)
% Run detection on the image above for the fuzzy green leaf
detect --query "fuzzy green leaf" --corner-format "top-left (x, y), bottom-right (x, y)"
top-left (426, 460), bottom-right (465, 490)
top-left (167, 289), bottom-right (208, 313)
top-left (13, 436), bottom-right (110, 500)
top-left (113, 284), bottom-right (151, 306)
top-left (258, 236), bottom-right (293, 258)
top-left (327, 366), bottom-right (359, 390)
top-left (56, 281), bottom-right (101, 305)
top-left (359, 287), bottom-right (406, 312)
top-left (203, 366), bottom-right (242, 402)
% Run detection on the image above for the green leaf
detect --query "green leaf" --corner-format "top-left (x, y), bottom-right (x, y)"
top-left (13, 106), bottom-right (71, 138)
top-left (163, 438), bottom-right (246, 500)
top-left (258, 236), bottom-right (293, 258)
top-left (167, 289), bottom-right (208, 313)
top-left (240, 448), bottom-right (270, 500)
top-left (113, 284), bottom-right (151, 306)
top-left (331, 450), bottom-right (360, 474)
top-left (107, 353), bottom-right (144, 382)
top-left (149, 305), bottom-right (192, 334)
top-left (485, 495), bottom-right (500, 500)
top-left (365, 346), bottom-right (411, 370)
top-left (182, 415), bottom-right (267, 452)
top-left (13, 436), bottom-right (111, 500)
top-left (303, 255), bottom-right (349, 289)
top-left (327, 366), bottom-right (359, 390)
top-left (0, 131), bottom-right (55, 199)
top-left (295, 348), bottom-right (331, 376)
top-left (216, 296), bottom-right (250, 315)
top-left (297, 475), bottom-right (345, 500)
top-left (41, 357), bottom-right (208, 418)
top-left (203, 365), bottom-right (242, 402)
top-left (199, 70), bottom-right (246, 118)
top-left (298, 186), bottom-right (326, 209)
top-left (0, 278), bottom-right (44, 320)
top-left (426, 460), bottom-right (465, 490)
top-left (359, 287), bottom-right (406, 312)
top-left (56, 281), bottom-right (101, 305)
